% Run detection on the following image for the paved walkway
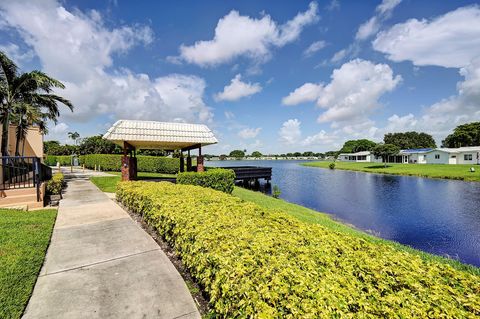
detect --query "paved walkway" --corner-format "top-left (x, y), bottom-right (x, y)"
top-left (24, 170), bottom-right (200, 319)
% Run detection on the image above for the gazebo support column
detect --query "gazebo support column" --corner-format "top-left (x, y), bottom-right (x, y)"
top-left (197, 145), bottom-right (204, 172)
top-left (179, 152), bottom-right (185, 173)
top-left (186, 150), bottom-right (192, 172)
top-left (121, 141), bottom-right (137, 181)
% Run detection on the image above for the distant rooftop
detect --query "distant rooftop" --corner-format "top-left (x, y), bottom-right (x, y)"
top-left (400, 148), bottom-right (433, 154)
top-left (103, 120), bottom-right (218, 150)
top-left (338, 151), bottom-right (371, 156)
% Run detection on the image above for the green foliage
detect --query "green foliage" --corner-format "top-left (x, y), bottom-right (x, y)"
top-left (77, 135), bottom-right (122, 155)
top-left (303, 162), bottom-right (480, 182)
top-left (372, 143), bottom-right (401, 166)
top-left (117, 182), bottom-right (480, 318)
top-left (43, 141), bottom-right (77, 155)
top-left (80, 154), bottom-right (179, 174)
top-left (44, 155), bottom-right (72, 166)
top-left (229, 149), bottom-right (245, 158)
top-left (251, 151), bottom-right (262, 157)
top-left (177, 169), bottom-right (235, 193)
top-left (329, 162), bottom-right (335, 169)
top-left (339, 139), bottom-right (377, 153)
top-left (384, 131), bottom-right (437, 149)
top-left (442, 122), bottom-right (480, 148)
top-left (46, 172), bottom-right (65, 195)
top-left (0, 209), bottom-right (57, 319)
top-left (272, 185), bottom-right (281, 198)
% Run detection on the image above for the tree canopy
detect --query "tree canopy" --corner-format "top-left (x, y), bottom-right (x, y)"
top-left (339, 139), bottom-right (377, 153)
top-left (251, 151), bottom-right (262, 157)
top-left (372, 144), bottom-right (401, 167)
top-left (229, 150), bottom-right (245, 158)
top-left (383, 131), bottom-right (436, 149)
top-left (442, 122), bottom-right (480, 148)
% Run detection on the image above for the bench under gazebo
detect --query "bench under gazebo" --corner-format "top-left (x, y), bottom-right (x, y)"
top-left (103, 120), bottom-right (218, 181)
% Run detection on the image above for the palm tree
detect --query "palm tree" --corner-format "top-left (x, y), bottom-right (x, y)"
top-left (0, 51), bottom-right (73, 157)
top-left (68, 131), bottom-right (80, 145)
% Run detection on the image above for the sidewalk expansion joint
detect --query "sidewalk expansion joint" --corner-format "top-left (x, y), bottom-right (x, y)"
top-left (41, 248), bottom-right (161, 277)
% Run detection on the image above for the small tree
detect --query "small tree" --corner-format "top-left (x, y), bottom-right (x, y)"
top-left (372, 144), bottom-right (400, 167)
top-left (251, 151), bottom-right (262, 157)
top-left (68, 131), bottom-right (80, 146)
top-left (229, 149), bottom-right (245, 158)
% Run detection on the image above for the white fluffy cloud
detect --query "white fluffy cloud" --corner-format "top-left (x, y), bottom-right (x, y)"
top-left (283, 59), bottom-right (401, 125)
top-left (372, 6), bottom-right (480, 142)
top-left (0, 43), bottom-right (34, 65)
top-left (356, 0), bottom-right (402, 41)
top-left (279, 119), bottom-right (302, 144)
top-left (214, 74), bottom-right (262, 102)
top-left (173, 2), bottom-right (318, 67)
top-left (303, 40), bottom-right (327, 57)
top-left (282, 82), bottom-right (322, 105)
top-left (373, 5), bottom-right (480, 68)
top-left (0, 0), bottom-right (213, 127)
top-left (238, 127), bottom-right (262, 139)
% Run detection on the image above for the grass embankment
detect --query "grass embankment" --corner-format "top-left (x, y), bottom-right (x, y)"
top-left (303, 161), bottom-right (480, 182)
top-left (0, 209), bottom-right (57, 319)
top-left (90, 171), bottom-right (176, 193)
top-left (118, 182), bottom-right (480, 317)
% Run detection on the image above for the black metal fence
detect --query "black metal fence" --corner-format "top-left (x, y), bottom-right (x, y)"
top-left (0, 156), bottom-right (52, 201)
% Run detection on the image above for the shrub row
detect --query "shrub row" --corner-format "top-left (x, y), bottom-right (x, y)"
top-left (44, 155), bottom-right (72, 166)
top-left (80, 154), bottom-right (179, 174)
top-left (46, 172), bottom-right (64, 195)
top-left (116, 182), bottom-right (480, 318)
top-left (177, 169), bottom-right (235, 193)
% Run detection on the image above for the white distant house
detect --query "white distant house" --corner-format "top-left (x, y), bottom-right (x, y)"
top-left (337, 146), bottom-right (480, 165)
top-left (337, 151), bottom-right (381, 163)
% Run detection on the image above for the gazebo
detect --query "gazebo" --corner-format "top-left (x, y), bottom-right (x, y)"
top-left (103, 120), bottom-right (218, 181)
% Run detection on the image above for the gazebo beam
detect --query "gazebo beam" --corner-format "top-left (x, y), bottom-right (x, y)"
top-left (181, 143), bottom-right (202, 152)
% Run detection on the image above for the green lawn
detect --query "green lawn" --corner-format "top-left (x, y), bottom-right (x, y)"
top-left (232, 187), bottom-right (479, 274)
top-left (90, 171), bottom-right (176, 193)
top-left (302, 161), bottom-right (480, 182)
top-left (0, 209), bottom-right (57, 319)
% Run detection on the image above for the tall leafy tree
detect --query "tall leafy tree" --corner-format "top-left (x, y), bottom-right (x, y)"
top-left (0, 51), bottom-right (73, 157)
top-left (229, 150), bottom-right (245, 158)
top-left (339, 139), bottom-right (377, 153)
top-left (383, 132), bottom-right (436, 149)
top-left (372, 143), bottom-right (401, 168)
top-left (68, 131), bottom-right (80, 145)
top-left (442, 122), bottom-right (480, 148)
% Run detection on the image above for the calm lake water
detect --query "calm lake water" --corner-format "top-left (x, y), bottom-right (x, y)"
top-left (209, 160), bottom-right (480, 267)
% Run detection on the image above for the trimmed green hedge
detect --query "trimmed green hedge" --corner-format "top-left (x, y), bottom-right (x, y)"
top-left (80, 154), bottom-right (179, 174)
top-left (44, 155), bottom-right (72, 166)
top-left (177, 169), bottom-right (235, 193)
top-left (117, 182), bottom-right (480, 318)
top-left (46, 172), bottom-right (64, 195)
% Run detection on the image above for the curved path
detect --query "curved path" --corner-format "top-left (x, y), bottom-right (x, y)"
top-left (23, 169), bottom-right (200, 319)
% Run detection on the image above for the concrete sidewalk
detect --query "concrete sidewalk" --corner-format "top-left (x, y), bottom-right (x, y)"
top-left (23, 170), bottom-right (200, 319)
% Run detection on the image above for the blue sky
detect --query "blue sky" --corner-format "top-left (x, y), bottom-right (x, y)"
top-left (1, 0), bottom-right (479, 154)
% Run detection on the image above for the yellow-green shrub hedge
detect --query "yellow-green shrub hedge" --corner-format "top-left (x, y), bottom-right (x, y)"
top-left (80, 154), bottom-right (179, 174)
top-left (46, 172), bottom-right (64, 195)
top-left (177, 169), bottom-right (235, 193)
top-left (116, 181), bottom-right (480, 318)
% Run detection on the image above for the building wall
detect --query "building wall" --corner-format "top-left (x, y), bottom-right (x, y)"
top-left (0, 125), bottom-right (43, 159)
top-left (425, 151), bottom-right (451, 164)
top-left (457, 151), bottom-right (479, 165)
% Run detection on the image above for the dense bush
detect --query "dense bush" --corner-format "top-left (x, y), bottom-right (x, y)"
top-left (329, 162), bottom-right (335, 169)
top-left (46, 172), bottom-right (64, 195)
top-left (44, 155), bottom-right (72, 166)
top-left (177, 169), bottom-right (235, 193)
top-left (80, 154), bottom-right (179, 174)
top-left (117, 182), bottom-right (480, 318)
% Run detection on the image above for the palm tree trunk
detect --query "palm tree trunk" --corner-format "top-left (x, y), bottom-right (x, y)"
top-left (15, 119), bottom-right (22, 157)
top-left (1, 111), bottom-right (10, 157)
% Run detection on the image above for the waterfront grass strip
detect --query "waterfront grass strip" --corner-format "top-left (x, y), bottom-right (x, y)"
top-left (117, 181), bottom-right (480, 318)
top-left (0, 209), bottom-right (57, 319)
top-left (303, 161), bottom-right (480, 182)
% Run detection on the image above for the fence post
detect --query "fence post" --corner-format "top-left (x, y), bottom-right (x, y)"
top-left (34, 157), bottom-right (40, 202)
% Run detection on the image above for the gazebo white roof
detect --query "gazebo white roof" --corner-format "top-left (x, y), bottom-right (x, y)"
top-left (103, 120), bottom-right (218, 150)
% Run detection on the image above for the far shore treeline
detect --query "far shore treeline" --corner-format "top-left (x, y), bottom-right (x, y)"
top-left (46, 121), bottom-right (480, 160)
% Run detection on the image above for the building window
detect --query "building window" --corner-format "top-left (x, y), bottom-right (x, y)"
top-left (435, 154), bottom-right (440, 159)
top-left (464, 154), bottom-right (473, 161)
